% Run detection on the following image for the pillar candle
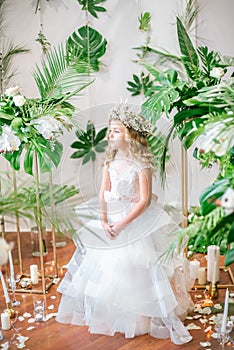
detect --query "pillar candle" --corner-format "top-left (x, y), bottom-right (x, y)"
top-left (30, 264), bottom-right (38, 284)
top-left (189, 260), bottom-right (200, 279)
top-left (0, 270), bottom-right (10, 303)
top-left (198, 267), bottom-right (206, 285)
top-left (8, 250), bottom-right (15, 281)
top-left (1, 312), bottom-right (11, 330)
top-left (207, 245), bottom-right (220, 282)
top-left (221, 288), bottom-right (229, 333)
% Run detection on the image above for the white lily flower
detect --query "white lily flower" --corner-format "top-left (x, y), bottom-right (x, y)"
top-left (5, 86), bottom-right (20, 97)
top-left (13, 95), bottom-right (26, 107)
top-left (210, 67), bottom-right (225, 79)
top-left (0, 125), bottom-right (21, 153)
top-left (31, 115), bottom-right (63, 140)
top-left (221, 188), bottom-right (234, 215)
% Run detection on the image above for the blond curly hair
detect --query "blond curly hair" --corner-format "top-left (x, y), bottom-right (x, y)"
top-left (104, 122), bottom-right (155, 171)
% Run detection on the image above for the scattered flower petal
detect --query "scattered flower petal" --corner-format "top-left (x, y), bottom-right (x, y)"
top-left (50, 295), bottom-right (56, 299)
top-left (193, 314), bottom-right (202, 319)
top-left (213, 303), bottom-right (222, 309)
top-left (1, 342), bottom-right (9, 350)
top-left (26, 326), bottom-right (35, 331)
top-left (199, 318), bottom-right (208, 324)
top-left (48, 304), bottom-right (54, 310)
top-left (211, 332), bottom-right (218, 339)
top-left (45, 312), bottom-right (57, 321)
top-left (204, 326), bottom-right (212, 333)
top-left (200, 307), bottom-right (212, 315)
top-left (200, 341), bottom-right (211, 347)
top-left (18, 316), bottom-right (25, 321)
top-left (186, 323), bottom-right (201, 330)
top-left (28, 318), bottom-right (35, 323)
top-left (16, 336), bottom-right (28, 343)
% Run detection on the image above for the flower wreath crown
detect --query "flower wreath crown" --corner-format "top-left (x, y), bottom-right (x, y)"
top-left (108, 103), bottom-right (152, 137)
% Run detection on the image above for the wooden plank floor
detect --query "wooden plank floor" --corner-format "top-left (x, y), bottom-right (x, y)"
top-left (0, 232), bottom-right (234, 350)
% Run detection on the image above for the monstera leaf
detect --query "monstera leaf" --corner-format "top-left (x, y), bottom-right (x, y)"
top-left (66, 26), bottom-right (107, 71)
top-left (70, 120), bottom-right (107, 164)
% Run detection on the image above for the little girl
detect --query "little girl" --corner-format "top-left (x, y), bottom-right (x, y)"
top-left (56, 104), bottom-right (193, 345)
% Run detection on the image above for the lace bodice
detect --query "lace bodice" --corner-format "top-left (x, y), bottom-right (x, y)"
top-left (104, 158), bottom-right (149, 202)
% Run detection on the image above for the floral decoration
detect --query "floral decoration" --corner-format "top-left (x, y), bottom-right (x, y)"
top-left (0, 85), bottom-right (74, 175)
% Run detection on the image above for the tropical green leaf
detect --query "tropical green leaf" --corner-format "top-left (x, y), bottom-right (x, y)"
top-left (24, 144), bottom-right (35, 175)
top-left (77, 0), bottom-right (106, 18)
top-left (66, 26), bottom-right (107, 71)
top-left (33, 44), bottom-right (94, 100)
top-left (199, 178), bottom-right (230, 215)
top-left (70, 121), bottom-right (107, 164)
top-left (176, 17), bottom-right (200, 79)
top-left (94, 127), bottom-right (107, 145)
top-left (225, 249), bottom-right (234, 266)
top-left (173, 107), bottom-right (208, 125)
top-left (127, 72), bottom-right (154, 97)
top-left (138, 12), bottom-right (151, 31)
top-left (3, 146), bottom-right (23, 171)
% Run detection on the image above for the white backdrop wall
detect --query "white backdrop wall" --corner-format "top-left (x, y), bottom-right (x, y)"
top-left (1, 0), bottom-right (233, 230)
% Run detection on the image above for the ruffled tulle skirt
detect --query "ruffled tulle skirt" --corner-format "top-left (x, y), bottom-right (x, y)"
top-left (56, 197), bottom-right (194, 344)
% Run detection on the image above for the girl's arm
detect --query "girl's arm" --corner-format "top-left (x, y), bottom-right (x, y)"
top-left (99, 165), bottom-right (111, 223)
top-left (110, 167), bottom-right (152, 236)
top-left (99, 166), bottom-right (114, 239)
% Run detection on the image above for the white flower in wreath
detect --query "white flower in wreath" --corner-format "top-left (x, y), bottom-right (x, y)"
top-left (210, 67), bottom-right (225, 79)
top-left (31, 115), bottom-right (63, 140)
top-left (0, 125), bottom-right (21, 153)
top-left (5, 86), bottom-right (20, 97)
top-left (13, 94), bottom-right (26, 107)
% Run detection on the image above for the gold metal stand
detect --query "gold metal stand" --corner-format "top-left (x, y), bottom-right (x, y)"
top-left (7, 161), bottom-right (59, 295)
top-left (192, 266), bottom-right (234, 290)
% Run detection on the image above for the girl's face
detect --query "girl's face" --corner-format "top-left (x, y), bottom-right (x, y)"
top-left (108, 120), bottom-right (128, 151)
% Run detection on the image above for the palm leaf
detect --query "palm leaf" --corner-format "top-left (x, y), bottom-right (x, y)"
top-left (0, 40), bottom-right (30, 91)
top-left (33, 44), bottom-right (94, 100)
top-left (176, 17), bottom-right (200, 79)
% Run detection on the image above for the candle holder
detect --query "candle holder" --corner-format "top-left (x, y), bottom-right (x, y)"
top-left (208, 281), bottom-right (218, 299)
top-left (215, 322), bottom-right (233, 349)
top-left (5, 301), bottom-right (16, 319)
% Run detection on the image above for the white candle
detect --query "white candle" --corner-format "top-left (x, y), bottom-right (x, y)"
top-left (221, 288), bottom-right (229, 333)
top-left (1, 312), bottom-right (11, 330)
top-left (212, 261), bottom-right (217, 285)
top-left (207, 245), bottom-right (220, 282)
top-left (30, 264), bottom-right (38, 284)
top-left (0, 270), bottom-right (10, 303)
top-left (8, 250), bottom-right (15, 281)
top-left (198, 267), bottom-right (206, 285)
top-left (189, 260), bottom-right (200, 279)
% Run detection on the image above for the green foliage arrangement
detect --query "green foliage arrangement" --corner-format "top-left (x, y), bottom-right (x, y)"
top-left (70, 120), bottom-right (107, 164)
top-left (139, 17), bottom-right (234, 265)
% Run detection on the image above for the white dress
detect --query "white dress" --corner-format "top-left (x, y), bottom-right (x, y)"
top-left (56, 158), bottom-right (194, 345)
